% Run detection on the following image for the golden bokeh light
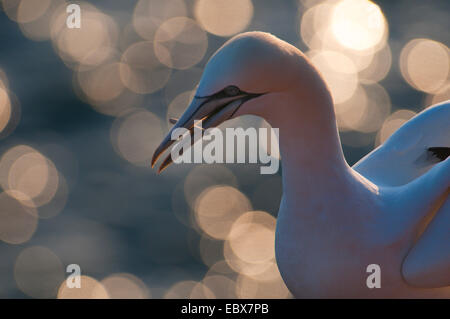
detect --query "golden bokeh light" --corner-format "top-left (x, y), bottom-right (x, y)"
top-left (0, 191), bottom-right (38, 244)
top-left (9, 152), bottom-right (50, 199)
top-left (337, 83), bottom-right (391, 133)
top-left (331, 0), bottom-right (387, 52)
top-left (77, 62), bottom-right (125, 103)
top-left (110, 109), bottom-right (164, 166)
top-left (206, 260), bottom-right (235, 276)
top-left (0, 87), bottom-right (12, 134)
top-left (58, 275), bottom-right (109, 299)
top-left (202, 274), bottom-right (236, 298)
top-left (18, 0), bottom-right (67, 42)
top-left (359, 43), bottom-right (392, 83)
top-left (0, 83), bottom-right (20, 139)
top-left (51, 3), bottom-right (118, 69)
top-left (132, 0), bottom-right (188, 41)
top-left (101, 273), bottom-right (150, 299)
top-left (339, 48), bottom-right (375, 74)
top-left (300, 0), bottom-right (387, 56)
top-left (356, 83), bottom-right (392, 133)
top-left (228, 211), bottom-right (276, 264)
top-left (76, 46), bottom-right (119, 73)
top-left (223, 211), bottom-right (278, 278)
top-left (14, 246), bottom-right (65, 298)
top-left (224, 238), bottom-right (271, 277)
top-left (246, 259), bottom-right (284, 283)
top-left (425, 84), bottom-right (450, 107)
top-left (377, 109), bottom-right (417, 145)
top-left (235, 272), bottom-right (291, 299)
top-left (299, 2), bottom-right (335, 50)
top-left (164, 280), bottom-right (204, 299)
top-left (2, 0), bottom-right (52, 23)
top-left (120, 41), bottom-right (172, 94)
top-left (232, 248), bottom-right (291, 299)
top-left (194, 185), bottom-right (252, 240)
top-left (82, 88), bottom-right (144, 118)
top-left (298, 0), bottom-right (392, 112)
top-left (335, 85), bottom-right (368, 132)
top-left (309, 50), bottom-right (358, 104)
top-left (194, 0), bottom-right (254, 37)
top-left (306, 28), bottom-right (376, 73)
top-left (183, 164), bottom-right (238, 208)
top-left (0, 145), bottom-right (60, 208)
top-left (0, 69), bottom-right (9, 90)
top-left (17, 0), bottom-right (52, 24)
top-left (1, 0), bottom-right (21, 21)
top-left (190, 282), bottom-right (216, 299)
top-left (400, 39), bottom-right (449, 93)
top-left (154, 17), bottom-right (208, 70)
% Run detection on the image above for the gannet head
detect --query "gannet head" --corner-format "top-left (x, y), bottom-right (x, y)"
top-left (152, 31), bottom-right (308, 172)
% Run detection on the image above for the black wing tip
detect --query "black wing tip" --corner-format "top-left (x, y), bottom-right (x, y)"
top-left (427, 147), bottom-right (450, 162)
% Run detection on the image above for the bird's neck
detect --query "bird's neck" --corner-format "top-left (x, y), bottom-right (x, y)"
top-left (266, 82), bottom-right (351, 198)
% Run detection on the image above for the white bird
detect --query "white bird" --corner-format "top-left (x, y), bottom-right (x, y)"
top-left (152, 32), bottom-right (450, 298)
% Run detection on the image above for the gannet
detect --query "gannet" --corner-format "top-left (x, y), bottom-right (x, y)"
top-left (152, 32), bottom-right (450, 298)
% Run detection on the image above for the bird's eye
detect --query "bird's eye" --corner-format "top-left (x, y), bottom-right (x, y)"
top-left (224, 85), bottom-right (240, 96)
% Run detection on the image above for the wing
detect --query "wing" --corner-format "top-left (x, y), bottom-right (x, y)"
top-left (401, 194), bottom-right (450, 288)
top-left (352, 100), bottom-right (450, 288)
top-left (353, 100), bottom-right (450, 186)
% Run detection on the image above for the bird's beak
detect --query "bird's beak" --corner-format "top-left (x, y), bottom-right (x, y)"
top-left (151, 91), bottom-right (263, 173)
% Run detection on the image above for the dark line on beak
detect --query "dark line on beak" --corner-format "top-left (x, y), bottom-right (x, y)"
top-left (152, 90), bottom-right (265, 171)
top-left (228, 93), bottom-right (265, 119)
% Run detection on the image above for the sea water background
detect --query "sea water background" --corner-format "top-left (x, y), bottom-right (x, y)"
top-left (0, 0), bottom-right (448, 298)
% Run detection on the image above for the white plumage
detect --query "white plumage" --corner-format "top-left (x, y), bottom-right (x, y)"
top-left (152, 32), bottom-right (450, 298)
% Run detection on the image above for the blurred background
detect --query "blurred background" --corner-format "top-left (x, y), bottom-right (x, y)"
top-left (0, 0), bottom-right (448, 298)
